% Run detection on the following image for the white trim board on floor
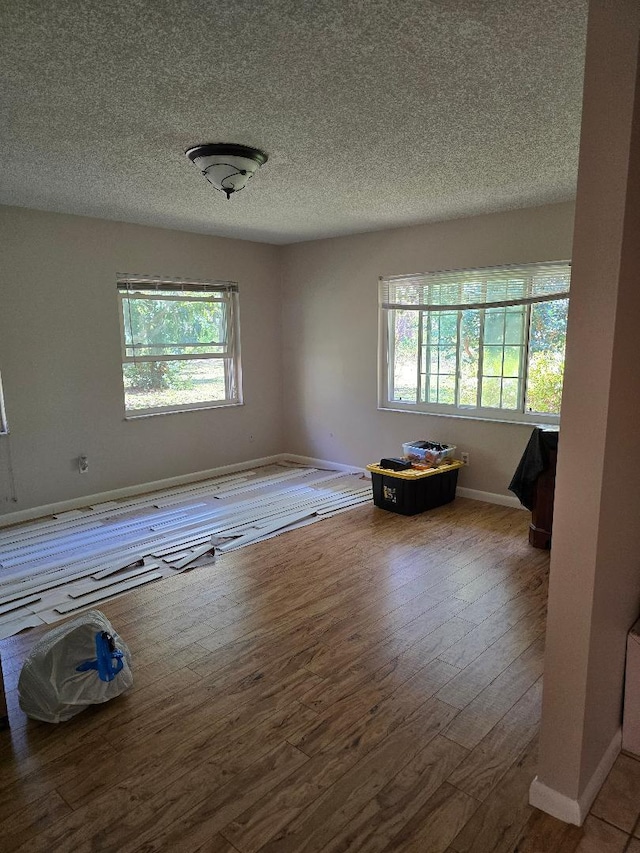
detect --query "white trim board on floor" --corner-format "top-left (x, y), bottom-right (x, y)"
top-left (0, 474), bottom-right (251, 546)
top-left (54, 572), bottom-right (164, 614)
top-left (0, 473), bottom-right (320, 578)
top-left (0, 613), bottom-right (41, 640)
top-left (529, 727), bottom-right (622, 825)
top-left (0, 466), bottom-right (370, 630)
top-left (67, 563), bottom-right (161, 598)
top-left (0, 453), bottom-right (524, 529)
top-left (0, 593), bottom-right (41, 616)
top-left (0, 455), bottom-right (285, 528)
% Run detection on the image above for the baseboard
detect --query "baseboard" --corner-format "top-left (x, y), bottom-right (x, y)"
top-left (456, 486), bottom-right (524, 509)
top-left (285, 459), bottom-right (524, 509)
top-left (0, 452), bottom-right (520, 528)
top-left (529, 727), bottom-right (622, 825)
top-left (0, 454), bottom-right (285, 528)
top-left (282, 454), bottom-right (366, 475)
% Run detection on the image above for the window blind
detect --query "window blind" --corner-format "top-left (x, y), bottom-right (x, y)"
top-left (117, 275), bottom-right (238, 294)
top-left (117, 276), bottom-right (238, 361)
top-left (379, 261), bottom-right (571, 312)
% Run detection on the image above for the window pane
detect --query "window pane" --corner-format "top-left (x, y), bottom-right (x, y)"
top-left (438, 374), bottom-right (456, 404)
top-left (458, 309), bottom-right (480, 407)
top-left (479, 306), bottom-right (526, 410)
top-left (481, 376), bottom-right (501, 408)
top-left (503, 346), bottom-right (522, 378)
top-left (482, 345), bottom-right (504, 375)
top-left (526, 299), bottom-right (568, 414)
top-left (502, 378), bottom-right (519, 409)
top-left (390, 310), bottom-right (418, 402)
top-left (122, 296), bottom-right (227, 354)
top-left (439, 312), bottom-right (457, 342)
top-left (123, 359), bottom-right (228, 412)
top-left (439, 346), bottom-right (457, 372)
top-left (423, 310), bottom-right (458, 405)
top-left (484, 309), bottom-right (505, 345)
top-left (505, 309), bottom-right (524, 344)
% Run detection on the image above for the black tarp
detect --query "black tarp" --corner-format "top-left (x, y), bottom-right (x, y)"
top-left (509, 427), bottom-right (559, 510)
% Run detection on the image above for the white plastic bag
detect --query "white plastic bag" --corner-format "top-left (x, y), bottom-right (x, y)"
top-left (18, 609), bottom-right (133, 723)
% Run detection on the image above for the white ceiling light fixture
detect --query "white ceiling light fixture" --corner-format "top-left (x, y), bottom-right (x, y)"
top-left (186, 143), bottom-right (268, 200)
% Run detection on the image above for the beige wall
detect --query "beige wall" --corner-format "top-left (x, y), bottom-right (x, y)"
top-left (535, 0), bottom-right (640, 810)
top-left (0, 206), bottom-right (284, 514)
top-left (281, 202), bottom-right (575, 498)
top-left (1, 201), bottom-right (576, 518)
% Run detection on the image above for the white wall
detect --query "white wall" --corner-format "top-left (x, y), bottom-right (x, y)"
top-left (533, 0), bottom-right (640, 821)
top-left (280, 202), bottom-right (575, 498)
top-left (0, 206), bottom-right (284, 515)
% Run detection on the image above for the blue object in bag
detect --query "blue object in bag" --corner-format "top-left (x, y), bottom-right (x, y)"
top-left (76, 631), bottom-right (125, 682)
top-left (19, 610), bottom-right (133, 723)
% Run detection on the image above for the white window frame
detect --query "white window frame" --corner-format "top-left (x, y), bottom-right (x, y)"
top-left (117, 275), bottom-right (243, 418)
top-left (378, 261), bottom-right (571, 426)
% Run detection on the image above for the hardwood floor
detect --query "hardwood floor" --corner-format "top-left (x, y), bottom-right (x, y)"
top-left (0, 497), bottom-right (631, 852)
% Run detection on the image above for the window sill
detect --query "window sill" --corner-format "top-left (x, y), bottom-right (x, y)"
top-left (125, 401), bottom-right (244, 420)
top-left (378, 405), bottom-right (559, 428)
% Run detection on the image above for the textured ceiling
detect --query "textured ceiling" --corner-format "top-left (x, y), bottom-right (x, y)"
top-left (0, 0), bottom-right (587, 244)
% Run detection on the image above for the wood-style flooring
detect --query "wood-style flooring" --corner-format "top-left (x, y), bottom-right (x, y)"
top-left (0, 497), bottom-right (628, 851)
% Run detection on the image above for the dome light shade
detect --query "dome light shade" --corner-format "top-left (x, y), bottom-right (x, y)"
top-left (186, 143), bottom-right (268, 199)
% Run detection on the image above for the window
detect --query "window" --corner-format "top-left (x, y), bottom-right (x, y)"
top-left (379, 261), bottom-right (570, 424)
top-left (117, 276), bottom-right (242, 416)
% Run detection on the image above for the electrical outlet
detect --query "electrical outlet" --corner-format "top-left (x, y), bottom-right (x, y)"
top-left (78, 455), bottom-right (89, 474)
top-left (461, 452), bottom-right (470, 465)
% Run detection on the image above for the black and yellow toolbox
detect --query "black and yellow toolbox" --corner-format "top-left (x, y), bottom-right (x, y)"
top-left (366, 459), bottom-right (464, 516)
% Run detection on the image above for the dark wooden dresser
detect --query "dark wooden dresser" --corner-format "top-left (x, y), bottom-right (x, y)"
top-left (509, 427), bottom-right (559, 549)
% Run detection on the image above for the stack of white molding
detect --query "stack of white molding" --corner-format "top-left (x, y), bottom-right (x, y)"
top-left (0, 464), bottom-right (370, 639)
